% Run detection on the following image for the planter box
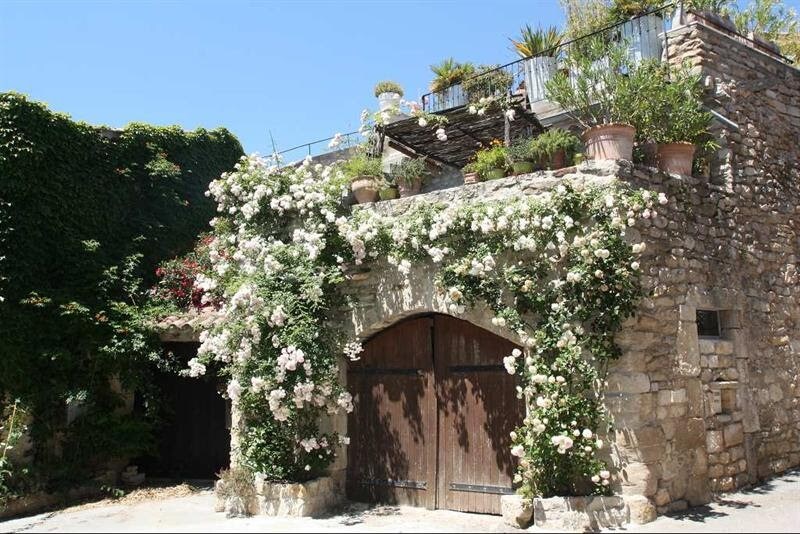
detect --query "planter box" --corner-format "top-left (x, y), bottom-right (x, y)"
top-left (502, 494), bottom-right (654, 531)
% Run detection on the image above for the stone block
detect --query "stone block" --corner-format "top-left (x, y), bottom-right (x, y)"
top-left (676, 418), bottom-right (707, 450)
top-left (625, 496), bottom-right (657, 525)
top-left (633, 427), bottom-right (667, 463)
top-left (723, 423), bottom-right (744, 447)
top-left (532, 496), bottom-right (629, 530)
top-left (500, 494), bottom-right (532, 529)
top-left (707, 430), bottom-right (724, 453)
top-left (254, 475), bottom-right (344, 517)
top-left (607, 372), bottom-right (652, 394)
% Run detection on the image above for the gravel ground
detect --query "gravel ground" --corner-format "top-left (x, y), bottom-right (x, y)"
top-left (2, 470), bottom-right (798, 533)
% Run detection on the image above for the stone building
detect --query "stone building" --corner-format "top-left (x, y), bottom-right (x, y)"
top-left (157, 10), bottom-right (799, 528)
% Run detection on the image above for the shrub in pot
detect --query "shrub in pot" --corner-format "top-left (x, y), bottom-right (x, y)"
top-left (471, 141), bottom-right (509, 180)
top-left (529, 128), bottom-right (582, 170)
top-left (507, 137), bottom-right (537, 175)
top-left (630, 61), bottom-right (713, 175)
top-left (510, 25), bottom-right (563, 103)
top-left (342, 149), bottom-right (383, 204)
top-left (390, 157), bottom-right (429, 198)
top-left (545, 38), bottom-right (648, 161)
top-left (374, 80), bottom-right (404, 113)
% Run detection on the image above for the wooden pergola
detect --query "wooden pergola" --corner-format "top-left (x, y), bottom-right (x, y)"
top-left (380, 99), bottom-right (545, 169)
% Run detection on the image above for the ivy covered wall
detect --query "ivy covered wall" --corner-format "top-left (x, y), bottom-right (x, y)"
top-left (0, 92), bottom-right (243, 491)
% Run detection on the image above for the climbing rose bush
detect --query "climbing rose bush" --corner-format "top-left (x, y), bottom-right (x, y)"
top-left (192, 151), bottom-right (662, 495)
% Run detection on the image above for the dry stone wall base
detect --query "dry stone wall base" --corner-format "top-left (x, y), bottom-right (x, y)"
top-left (253, 473), bottom-right (344, 517)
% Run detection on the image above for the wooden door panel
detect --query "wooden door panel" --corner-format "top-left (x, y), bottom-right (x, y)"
top-left (346, 317), bottom-right (437, 509)
top-left (434, 315), bottom-right (523, 515)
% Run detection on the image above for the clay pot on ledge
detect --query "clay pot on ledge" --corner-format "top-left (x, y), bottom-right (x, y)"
top-left (351, 176), bottom-right (379, 204)
top-left (512, 161), bottom-right (535, 175)
top-left (397, 176), bottom-right (423, 198)
top-left (379, 186), bottom-right (399, 201)
top-left (463, 171), bottom-right (481, 185)
top-left (657, 142), bottom-right (696, 176)
top-left (486, 168), bottom-right (506, 180)
top-left (582, 123), bottom-right (635, 162)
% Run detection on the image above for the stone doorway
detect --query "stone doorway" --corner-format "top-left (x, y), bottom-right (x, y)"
top-left (345, 314), bottom-right (523, 515)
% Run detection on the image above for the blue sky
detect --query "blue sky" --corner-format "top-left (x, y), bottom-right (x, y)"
top-left (1, 0), bottom-right (566, 156)
top-left (2, 0), bottom-right (797, 157)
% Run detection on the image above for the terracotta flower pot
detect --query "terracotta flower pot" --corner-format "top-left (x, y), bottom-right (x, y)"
top-left (397, 176), bottom-right (423, 198)
top-left (379, 187), bottom-right (399, 201)
top-left (351, 176), bottom-right (379, 204)
top-left (581, 123), bottom-right (636, 162)
top-left (463, 171), bottom-right (481, 185)
top-left (657, 142), bottom-right (696, 176)
top-left (486, 168), bottom-right (506, 180)
top-left (512, 161), bottom-right (535, 175)
top-left (540, 149), bottom-right (566, 170)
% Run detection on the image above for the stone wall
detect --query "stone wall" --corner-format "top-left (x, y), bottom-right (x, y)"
top-left (605, 20), bottom-right (800, 513)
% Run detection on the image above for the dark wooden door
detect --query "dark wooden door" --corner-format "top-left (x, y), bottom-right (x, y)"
top-left (346, 316), bottom-right (437, 508)
top-left (434, 314), bottom-right (522, 514)
top-left (346, 314), bottom-right (523, 515)
top-left (137, 342), bottom-right (231, 479)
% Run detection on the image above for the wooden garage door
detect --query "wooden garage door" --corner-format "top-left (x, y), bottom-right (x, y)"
top-left (346, 314), bottom-right (523, 515)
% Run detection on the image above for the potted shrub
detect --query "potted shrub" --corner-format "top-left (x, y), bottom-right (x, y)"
top-left (510, 25), bottom-right (563, 103)
top-left (462, 162), bottom-right (481, 185)
top-left (462, 64), bottom-right (514, 105)
top-left (507, 137), bottom-right (537, 175)
top-left (472, 141), bottom-right (509, 180)
top-left (342, 149), bottom-right (383, 204)
top-left (529, 128), bottom-right (582, 170)
top-left (545, 38), bottom-right (643, 161)
top-left (390, 157), bottom-right (429, 198)
top-left (429, 59), bottom-right (475, 109)
top-left (628, 61), bottom-right (713, 175)
top-left (374, 81), bottom-right (404, 113)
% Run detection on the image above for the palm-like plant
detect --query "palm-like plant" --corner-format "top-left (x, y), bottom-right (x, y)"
top-left (429, 58), bottom-right (475, 92)
top-left (510, 25), bottom-right (564, 58)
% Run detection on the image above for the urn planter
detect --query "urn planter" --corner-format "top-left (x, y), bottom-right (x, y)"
top-left (582, 123), bottom-right (635, 162)
top-left (351, 176), bottom-right (379, 204)
top-left (657, 142), bottom-right (696, 175)
top-left (377, 91), bottom-right (402, 112)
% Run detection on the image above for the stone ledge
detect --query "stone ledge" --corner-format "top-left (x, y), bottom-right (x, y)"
top-left (502, 494), bottom-right (656, 531)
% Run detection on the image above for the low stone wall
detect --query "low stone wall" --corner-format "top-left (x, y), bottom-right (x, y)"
top-left (216, 473), bottom-right (345, 518)
top-left (501, 494), bottom-right (655, 531)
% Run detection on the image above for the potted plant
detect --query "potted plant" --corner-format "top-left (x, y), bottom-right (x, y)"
top-left (374, 81), bottom-right (404, 113)
top-left (681, 0), bottom-right (737, 31)
top-left (462, 162), bottom-right (481, 185)
top-left (628, 61), bottom-right (713, 175)
top-left (462, 64), bottom-right (514, 105)
top-left (341, 149), bottom-right (383, 204)
top-left (390, 157), bottom-right (429, 198)
top-left (529, 128), bottom-right (582, 170)
top-left (507, 137), bottom-right (537, 175)
top-left (545, 38), bottom-right (642, 161)
top-left (472, 141), bottom-right (509, 180)
top-left (429, 59), bottom-right (475, 109)
top-left (510, 25), bottom-right (563, 103)
top-left (378, 176), bottom-right (399, 201)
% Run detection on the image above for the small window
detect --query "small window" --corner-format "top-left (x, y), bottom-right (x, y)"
top-left (697, 309), bottom-right (721, 338)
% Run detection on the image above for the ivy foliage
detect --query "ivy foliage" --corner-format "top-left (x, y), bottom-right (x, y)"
top-left (0, 92), bottom-right (243, 492)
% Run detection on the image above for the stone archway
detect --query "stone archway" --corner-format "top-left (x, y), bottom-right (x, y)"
top-left (345, 313), bottom-right (524, 515)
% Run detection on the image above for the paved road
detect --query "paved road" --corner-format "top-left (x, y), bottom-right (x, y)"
top-left (2, 470), bottom-right (798, 533)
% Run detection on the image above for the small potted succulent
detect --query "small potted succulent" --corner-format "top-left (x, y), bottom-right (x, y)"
top-left (374, 81), bottom-right (404, 113)
top-left (507, 137), bottom-right (537, 175)
top-left (529, 128), bottom-right (582, 170)
top-left (429, 59), bottom-right (475, 109)
top-left (510, 25), bottom-right (563, 103)
top-left (390, 157), bottom-right (429, 198)
top-left (472, 141), bottom-right (509, 180)
top-left (342, 149), bottom-right (383, 204)
top-left (545, 39), bottom-right (644, 161)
